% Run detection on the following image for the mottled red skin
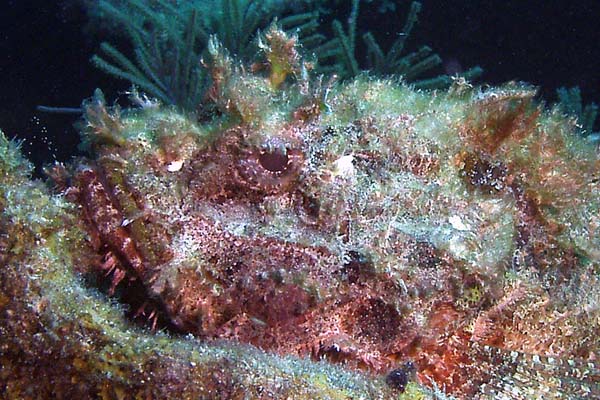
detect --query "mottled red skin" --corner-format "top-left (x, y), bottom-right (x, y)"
top-left (75, 167), bottom-right (146, 277)
top-left (72, 149), bottom-right (496, 396)
top-left (71, 94), bottom-right (597, 398)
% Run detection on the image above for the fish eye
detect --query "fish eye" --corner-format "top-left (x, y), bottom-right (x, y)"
top-left (259, 149), bottom-right (289, 173)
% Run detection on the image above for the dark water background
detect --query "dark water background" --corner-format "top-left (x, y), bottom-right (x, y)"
top-left (1, 0), bottom-right (599, 174)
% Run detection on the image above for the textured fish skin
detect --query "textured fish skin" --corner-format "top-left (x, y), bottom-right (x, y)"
top-left (475, 345), bottom-right (600, 399)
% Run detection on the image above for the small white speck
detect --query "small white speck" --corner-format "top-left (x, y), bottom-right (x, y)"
top-left (332, 154), bottom-right (355, 177)
top-left (449, 215), bottom-right (470, 231)
top-left (167, 159), bottom-right (184, 172)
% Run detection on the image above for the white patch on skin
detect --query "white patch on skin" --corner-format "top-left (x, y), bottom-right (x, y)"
top-left (332, 155), bottom-right (355, 177)
top-left (449, 215), bottom-right (470, 231)
top-left (167, 159), bottom-right (184, 172)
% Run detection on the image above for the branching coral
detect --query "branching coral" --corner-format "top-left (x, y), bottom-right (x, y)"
top-left (88, 0), bottom-right (482, 115)
top-left (89, 0), bottom-right (322, 112)
top-left (556, 86), bottom-right (599, 142)
top-left (91, 0), bottom-right (208, 111)
top-left (316, 1), bottom-right (482, 88)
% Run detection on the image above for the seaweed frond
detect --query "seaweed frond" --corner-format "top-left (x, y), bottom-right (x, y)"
top-left (315, 1), bottom-right (482, 88)
top-left (556, 86), bottom-right (599, 142)
top-left (88, 0), bottom-right (323, 114)
top-left (91, 1), bottom-right (208, 113)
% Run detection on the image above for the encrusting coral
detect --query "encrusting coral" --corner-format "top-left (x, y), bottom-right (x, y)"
top-left (2, 26), bottom-right (600, 399)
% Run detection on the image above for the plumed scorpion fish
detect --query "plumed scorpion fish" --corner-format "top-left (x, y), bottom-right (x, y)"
top-left (1, 27), bottom-right (599, 399)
